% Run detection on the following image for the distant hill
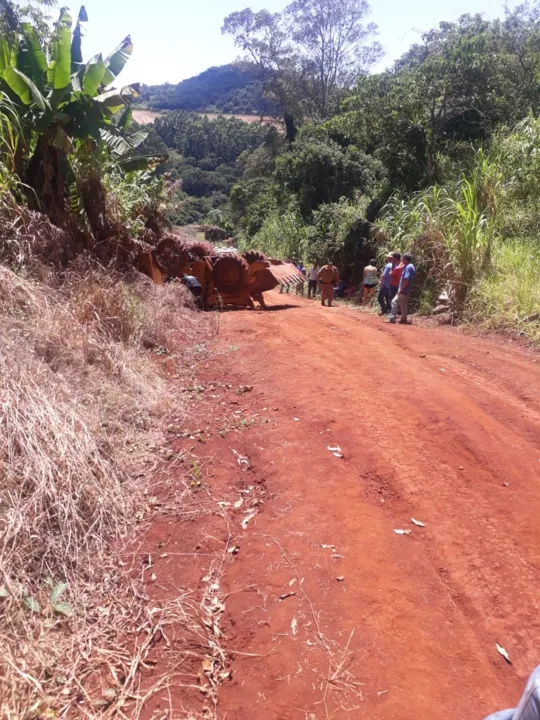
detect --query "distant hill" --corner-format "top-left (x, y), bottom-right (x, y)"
top-left (138, 64), bottom-right (278, 116)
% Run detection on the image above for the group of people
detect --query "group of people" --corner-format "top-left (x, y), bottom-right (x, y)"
top-left (376, 252), bottom-right (416, 324)
top-left (296, 253), bottom-right (416, 324)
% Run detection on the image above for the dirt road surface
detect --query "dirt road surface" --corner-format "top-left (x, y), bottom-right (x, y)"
top-left (142, 292), bottom-right (540, 719)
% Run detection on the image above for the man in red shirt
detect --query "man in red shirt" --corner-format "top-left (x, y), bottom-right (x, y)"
top-left (389, 253), bottom-right (404, 302)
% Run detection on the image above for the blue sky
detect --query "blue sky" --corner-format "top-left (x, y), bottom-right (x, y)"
top-left (79, 0), bottom-right (523, 87)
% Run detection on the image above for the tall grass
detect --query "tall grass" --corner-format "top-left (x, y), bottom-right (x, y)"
top-left (379, 126), bottom-right (540, 340)
top-left (245, 206), bottom-right (310, 260)
top-left (468, 239), bottom-right (540, 339)
top-left (0, 93), bottom-right (24, 201)
top-left (380, 151), bottom-right (500, 308)
top-left (0, 258), bottom-right (210, 717)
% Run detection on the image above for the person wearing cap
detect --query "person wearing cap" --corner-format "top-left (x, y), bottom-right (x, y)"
top-left (388, 253), bottom-right (415, 324)
top-left (378, 253), bottom-right (397, 315)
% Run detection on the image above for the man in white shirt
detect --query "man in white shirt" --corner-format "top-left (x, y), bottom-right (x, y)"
top-left (308, 263), bottom-right (319, 299)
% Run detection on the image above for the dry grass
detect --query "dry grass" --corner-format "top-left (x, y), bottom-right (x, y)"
top-left (0, 261), bottom-right (214, 718)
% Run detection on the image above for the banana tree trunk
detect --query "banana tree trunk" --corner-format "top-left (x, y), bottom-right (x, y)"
top-left (25, 136), bottom-right (69, 229)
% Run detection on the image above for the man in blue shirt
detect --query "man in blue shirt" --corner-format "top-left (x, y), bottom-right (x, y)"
top-left (378, 252), bottom-right (398, 315)
top-left (388, 253), bottom-right (415, 324)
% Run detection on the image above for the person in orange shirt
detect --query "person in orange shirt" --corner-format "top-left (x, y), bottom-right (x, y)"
top-left (389, 252), bottom-right (404, 303)
top-left (317, 261), bottom-right (339, 307)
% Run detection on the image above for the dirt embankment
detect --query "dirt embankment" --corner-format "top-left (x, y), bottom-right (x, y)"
top-left (137, 292), bottom-right (540, 719)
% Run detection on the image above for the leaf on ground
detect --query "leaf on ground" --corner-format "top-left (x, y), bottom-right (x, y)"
top-left (279, 592), bottom-right (296, 601)
top-left (50, 581), bottom-right (68, 604)
top-left (496, 643), bottom-right (512, 664)
top-left (232, 449), bottom-right (250, 469)
top-left (291, 616), bottom-right (298, 636)
top-left (227, 545), bottom-right (239, 555)
top-left (23, 596), bottom-right (40, 613)
top-left (53, 602), bottom-right (72, 616)
top-left (234, 498), bottom-right (244, 509)
top-left (394, 529), bottom-right (412, 535)
top-left (320, 544), bottom-right (336, 550)
top-left (411, 518), bottom-right (426, 527)
top-left (202, 657), bottom-right (214, 673)
top-left (241, 511), bottom-right (257, 530)
top-left (289, 578), bottom-right (297, 586)
top-left (327, 445), bottom-right (343, 458)
top-left (0, 586), bottom-right (8, 598)
top-left (336, 576), bottom-right (345, 582)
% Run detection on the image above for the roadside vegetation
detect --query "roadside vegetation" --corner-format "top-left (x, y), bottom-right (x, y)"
top-left (0, 2), bottom-right (209, 716)
top-left (140, 0), bottom-right (540, 341)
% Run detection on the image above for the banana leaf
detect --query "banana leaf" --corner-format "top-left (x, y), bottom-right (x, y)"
top-left (47, 9), bottom-right (73, 90)
top-left (102, 36), bottom-right (133, 86)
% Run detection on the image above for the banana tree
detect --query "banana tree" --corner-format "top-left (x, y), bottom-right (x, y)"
top-left (0, 3), bottom-right (146, 229)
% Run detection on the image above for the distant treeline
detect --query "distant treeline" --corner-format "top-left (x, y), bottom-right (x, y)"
top-left (137, 64), bottom-right (278, 115)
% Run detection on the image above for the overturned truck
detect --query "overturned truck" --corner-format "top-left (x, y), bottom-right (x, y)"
top-left (140, 236), bottom-right (304, 309)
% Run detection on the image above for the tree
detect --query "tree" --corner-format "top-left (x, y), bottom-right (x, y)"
top-left (222, 8), bottom-right (307, 138)
top-left (275, 128), bottom-right (385, 217)
top-left (222, 0), bottom-right (380, 126)
top-left (286, 0), bottom-right (382, 117)
top-left (0, 3), bottom-right (143, 230)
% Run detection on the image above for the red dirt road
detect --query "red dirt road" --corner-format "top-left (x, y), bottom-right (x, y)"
top-left (143, 292), bottom-right (540, 719)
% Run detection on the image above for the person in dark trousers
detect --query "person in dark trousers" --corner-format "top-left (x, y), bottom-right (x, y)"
top-left (378, 253), bottom-right (396, 314)
top-left (388, 254), bottom-right (415, 324)
top-left (307, 263), bottom-right (319, 298)
top-left (388, 252), bottom-right (403, 302)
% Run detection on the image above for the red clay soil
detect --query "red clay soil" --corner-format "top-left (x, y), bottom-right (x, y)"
top-left (139, 291), bottom-right (540, 720)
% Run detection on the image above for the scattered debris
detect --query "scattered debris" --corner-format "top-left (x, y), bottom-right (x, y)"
top-left (332, 554), bottom-right (344, 560)
top-left (503, 482), bottom-right (510, 487)
top-left (227, 546), bottom-right (240, 555)
top-left (236, 385), bottom-right (253, 395)
top-left (234, 498), bottom-right (244, 509)
top-left (241, 511), bottom-right (257, 530)
top-left (293, 417), bottom-right (301, 422)
top-left (327, 445), bottom-right (343, 458)
top-left (394, 529), bottom-right (412, 535)
top-left (279, 592), bottom-right (296, 601)
top-left (232, 449), bottom-right (250, 469)
top-left (291, 616), bottom-right (298, 636)
top-left (320, 544), bottom-right (337, 550)
top-left (336, 576), bottom-right (345, 582)
top-left (496, 643), bottom-right (512, 664)
top-left (411, 518), bottom-right (426, 527)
